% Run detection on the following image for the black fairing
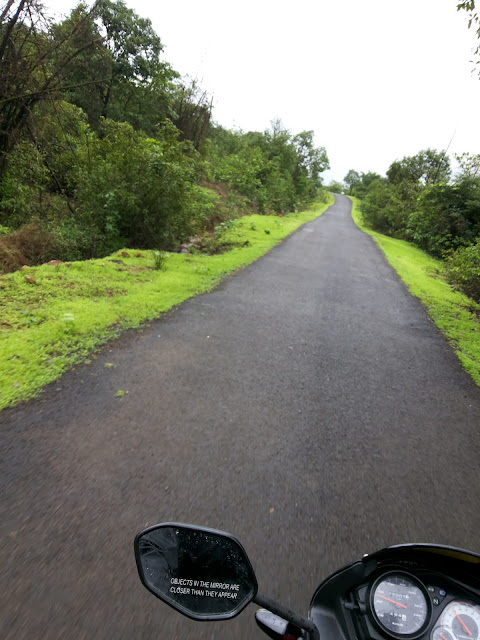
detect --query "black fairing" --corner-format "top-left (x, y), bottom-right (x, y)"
top-left (309, 544), bottom-right (480, 640)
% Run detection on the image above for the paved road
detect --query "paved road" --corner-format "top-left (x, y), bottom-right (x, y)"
top-left (1, 195), bottom-right (480, 639)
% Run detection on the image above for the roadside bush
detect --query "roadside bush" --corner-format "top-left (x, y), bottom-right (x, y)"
top-left (0, 223), bottom-right (54, 273)
top-left (0, 99), bottom-right (330, 266)
top-left (0, 102), bottom-right (90, 229)
top-left (197, 182), bottom-right (249, 227)
top-left (70, 119), bottom-right (206, 254)
top-left (32, 101), bottom-right (91, 198)
top-left (263, 160), bottom-right (296, 213)
top-left (205, 123), bottom-right (329, 215)
top-left (406, 179), bottom-right (480, 257)
top-left (47, 217), bottom-right (99, 262)
top-left (327, 180), bottom-right (344, 194)
top-left (190, 184), bottom-right (222, 230)
top-left (351, 172), bottom-right (382, 199)
top-left (360, 180), bottom-right (409, 236)
top-left (0, 141), bottom-right (50, 228)
top-left (315, 187), bottom-right (330, 204)
top-left (445, 241), bottom-right (480, 302)
top-left (215, 145), bottom-right (267, 211)
top-left (1, 109), bottom-right (214, 261)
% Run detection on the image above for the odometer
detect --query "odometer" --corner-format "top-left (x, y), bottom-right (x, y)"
top-left (370, 572), bottom-right (430, 637)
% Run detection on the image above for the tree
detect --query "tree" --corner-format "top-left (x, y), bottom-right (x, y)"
top-left (0, 0), bottom-right (103, 176)
top-left (95, 0), bottom-right (168, 119)
top-left (54, 0), bottom-right (178, 131)
top-left (386, 149), bottom-right (450, 186)
top-left (445, 240), bottom-right (480, 302)
top-left (343, 169), bottom-right (360, 194)
top-left (455, 152), bottom-right (480, 178)
top-left (352, 171), bottom-right (383, 199)
top-left (205, 122), bottom-right (329, 214)
top-left (70, 119), bottom-right (203, 253)
top-left (457, 1), bottom-right (480, 67)
top-left (407, 177), bottom-right (480, 256)
top-left (49, 2), bottom-right (110, 127)
top-left (0, 100), bottom-right (90, 230)
top-left (293, 131), bottom-right (329, 181)
top-left (327, 180), bottom-right (344, 194)
top-left (360, 179), bottom-right (407, 235)
top-left (172, 78), bottom-right (213, 150)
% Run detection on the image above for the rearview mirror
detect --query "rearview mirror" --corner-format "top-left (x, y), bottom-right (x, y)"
top-left (134, 523), bottom-right (258, 620)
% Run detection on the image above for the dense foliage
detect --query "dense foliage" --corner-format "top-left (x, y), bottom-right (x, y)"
top-left (0, 0), bottom-right (329, 271)
top-left (205, 121), bottom-right (329, 214)
top-left (349, 150), bottom-right (480, 301)
top-left (445, 241), bottom-right (480, 302)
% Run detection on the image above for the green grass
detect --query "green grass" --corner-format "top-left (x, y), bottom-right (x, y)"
top-left (0, 196), bottom-right (334, 410)
top-left (349, 196), bottom-right (480, 387)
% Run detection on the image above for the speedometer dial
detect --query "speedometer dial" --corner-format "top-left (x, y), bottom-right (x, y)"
top-left (439, 601), bottom-right (480, 640)
top-left (371, 572), bottom-right (430, 637)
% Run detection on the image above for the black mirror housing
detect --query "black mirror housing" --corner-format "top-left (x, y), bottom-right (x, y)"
top-left (134, 522), bottom-right (258, 621)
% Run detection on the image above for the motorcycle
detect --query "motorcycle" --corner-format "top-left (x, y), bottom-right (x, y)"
top-left (134, 522), bottom-right (480, 640)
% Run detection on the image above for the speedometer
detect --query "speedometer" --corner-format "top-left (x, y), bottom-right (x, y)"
top-left (438, 601), bottom-right (480, 640)
top-left (370, 572), bottom-right (430, 637)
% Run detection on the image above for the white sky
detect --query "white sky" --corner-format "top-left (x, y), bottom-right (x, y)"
top-left (47, 0), bottom-right (480, 182)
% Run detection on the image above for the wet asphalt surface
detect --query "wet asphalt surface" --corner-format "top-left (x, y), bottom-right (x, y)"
top-left (1, 194), bottom-right (480, 639)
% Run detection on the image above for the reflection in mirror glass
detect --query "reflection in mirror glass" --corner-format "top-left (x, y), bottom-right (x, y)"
top-left (136, 524), bottom-right (257, 620)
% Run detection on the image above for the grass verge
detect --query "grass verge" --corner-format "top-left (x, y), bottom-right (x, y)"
top-left (0, 196), bottom-right (334, 410)
top-left (349, 196), bottom-right (480, 387)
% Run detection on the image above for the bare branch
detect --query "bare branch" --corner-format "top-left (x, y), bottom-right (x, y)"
top-left (0, 77), bottom-right (107, 106)
top-left (0, 0), bottom-right (28, 61)
top-left (0, 0), bottom-right (17, 23)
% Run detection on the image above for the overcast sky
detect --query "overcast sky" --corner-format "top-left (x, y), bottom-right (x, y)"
top-left (48, 0), bottom-right (480, 182)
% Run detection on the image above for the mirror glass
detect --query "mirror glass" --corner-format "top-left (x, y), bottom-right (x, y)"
top-left (135, 523), bottom-right (258, 620)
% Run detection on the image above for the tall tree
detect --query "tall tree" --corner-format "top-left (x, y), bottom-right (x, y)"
top-left (49, 2), bottom-right (109, 126)
top-left (352, 171), bottom-right (383, 198)
top-left (94, 0), bottom-right (176, 121)
top-left (343, 169), bottom-right (361, 194)
top-left (386, 149), bottom-right (450, 186)
top-left (54, 0), bottom-right (178, 132)
top-left (292, 130), bottom-right (329, 197)
top-left (172, 78), bottom-right (213, 150)
top-left (0, 0), bottom-right (102, 175)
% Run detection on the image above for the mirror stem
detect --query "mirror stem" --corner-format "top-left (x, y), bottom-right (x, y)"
top-left (253, 592), bottom-right (320, 640)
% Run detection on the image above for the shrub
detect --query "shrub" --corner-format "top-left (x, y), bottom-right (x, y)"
top-left (360, 180), bottom-right (409, 236)
top-left (205, 123), bottom-right (329, 215)
top-left (445, 242), bottom-right (480, 302)
top-left (0, 102), bottom-right (90, 229)
top-left (47, 217), bottom-right (100, 262)
top-left (0, 223), bottom-right (54, 273)
top-left (0, 141), bottom-right (50, 228)
top-left (1, 109), bottom-right (215, 261)
top-left (71, 119), bottom-right (205, 253)
top-left (406, 178), bottom-right (480, 257)
top-left (327, 181), bottom-right (344, 194)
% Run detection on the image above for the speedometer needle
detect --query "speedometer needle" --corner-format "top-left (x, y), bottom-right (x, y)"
top-left (453, 610), bottom-right (472, 637)
top-left (378, 595), bottom-right (408, 609)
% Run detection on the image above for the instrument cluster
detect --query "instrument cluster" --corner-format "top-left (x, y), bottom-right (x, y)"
top-left (354, 568), bottom-right (480, 640)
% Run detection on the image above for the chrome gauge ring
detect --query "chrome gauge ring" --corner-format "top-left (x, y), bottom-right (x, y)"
top-left (370, 572), bottom-right (430, 637)
top-left (434, 601), bottom-right (480, 640)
